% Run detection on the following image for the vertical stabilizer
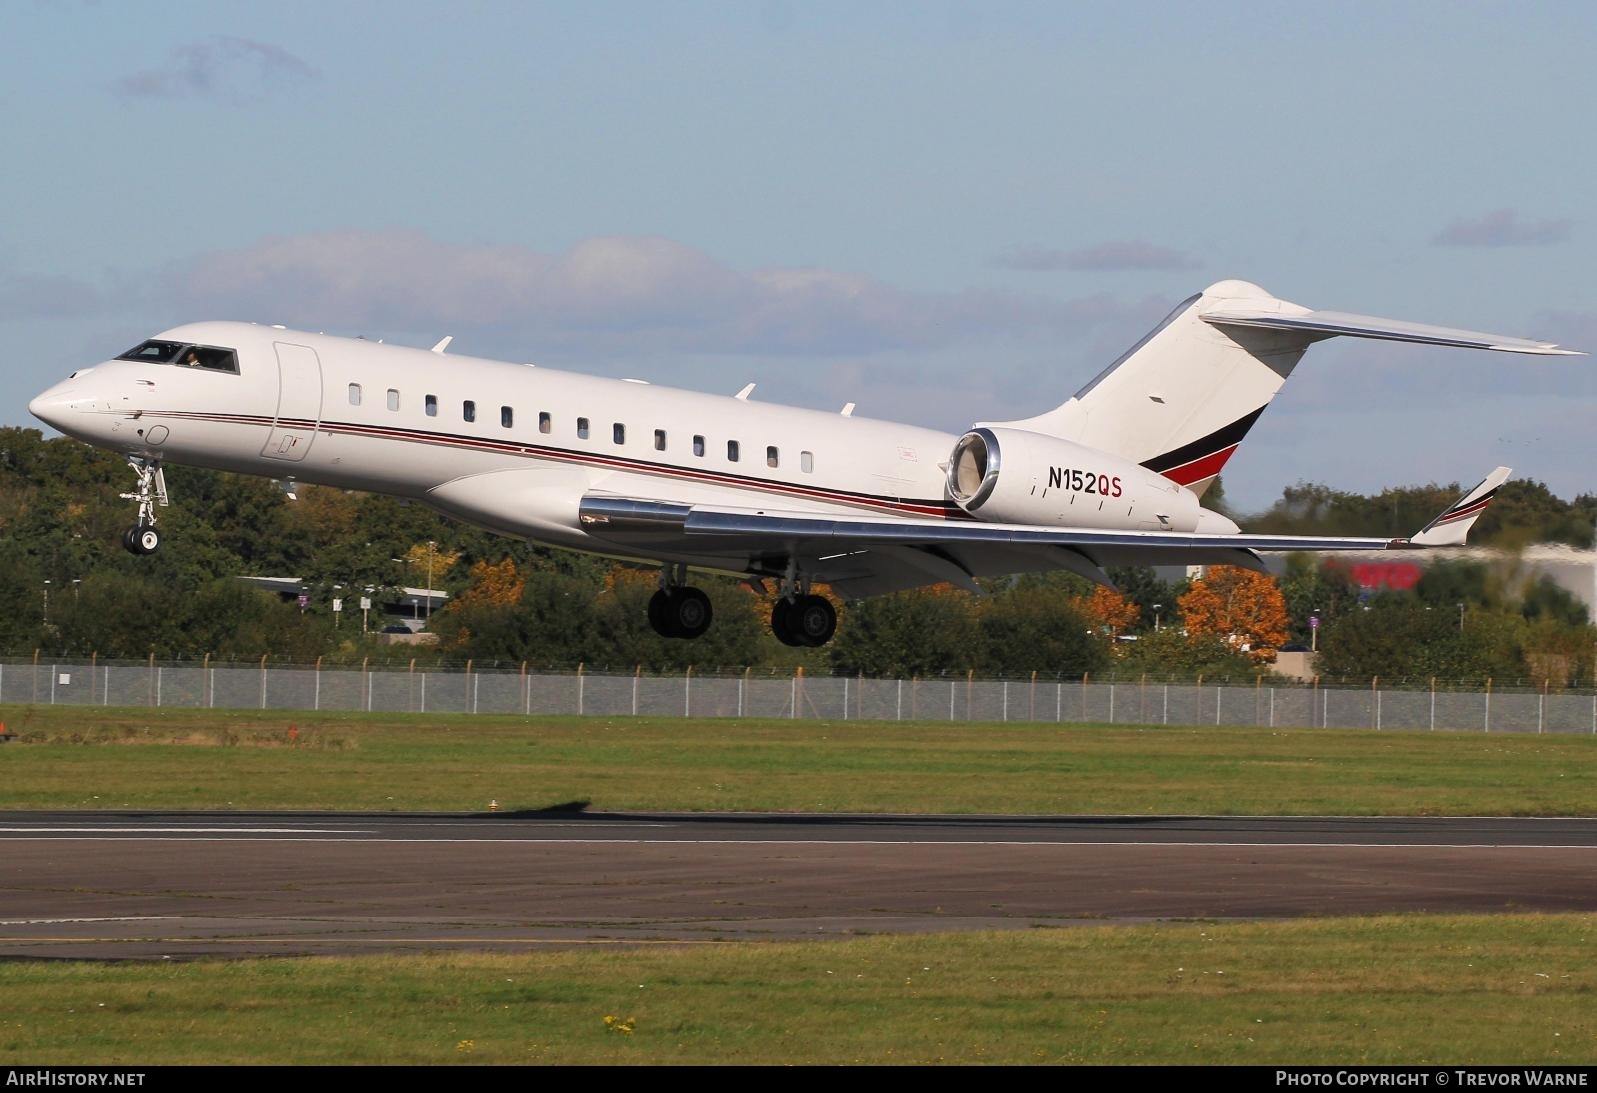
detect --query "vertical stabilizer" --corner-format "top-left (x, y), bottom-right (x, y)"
top-left (986, 280), bottom-right (1314, 497)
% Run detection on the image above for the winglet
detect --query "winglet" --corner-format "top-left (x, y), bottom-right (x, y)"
top-left (431, 336), bottom-right (453, 354)
top-left (1407, 467), bottom-right (1512, 546)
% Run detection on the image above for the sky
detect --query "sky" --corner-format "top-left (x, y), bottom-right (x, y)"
top-left (5, 0), bottom-right (1596, 512)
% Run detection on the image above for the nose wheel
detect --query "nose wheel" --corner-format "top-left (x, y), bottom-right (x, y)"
top-left (118, 457), bottom-right (168, 555)
top-left (122, 524), bottom-right (162, 556)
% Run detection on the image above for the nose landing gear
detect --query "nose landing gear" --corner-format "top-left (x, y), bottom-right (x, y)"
top-left (119, 457), bottom-right (168, 555)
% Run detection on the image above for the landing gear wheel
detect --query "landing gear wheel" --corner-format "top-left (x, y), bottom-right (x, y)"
top-left (790, 594), bottom-right (837, 647)
top-left (648, 587), bottom-right (713, 639)
top-left (770, 598), bottom-right (804, 647)
top-left (122, 527), bottom-right (139, 555)
top-left (133, 525), bottom-right (161, 555)
top-left (667, 586), bottom-right (712, 639)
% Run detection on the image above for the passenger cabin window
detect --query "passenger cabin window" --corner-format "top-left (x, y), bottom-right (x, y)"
top-left (386, 389), bottom-right (400, 411)
top-left (692, 435), bottom-right (705, 457)
top-left (425, 394), bottom-right (437, 417)
top-left (348, 383), bottom-right (362, 406)
top-left (577, 417), bottom-right (590, 439)
top-left (801, 450), bottom-right (814, 473)
top-left (501, 406), bottom-right (513, 428)
top-left (727, 440), bottom-right (740, 462)
top-left (613, 423), bottom-right (625, 445)
top-left (766, 446), bottom-right (779, 468)
top-left (116, 340), bottom-right (239, 374)
top-left (463, 400), bottom-right (476, 423)
top-left (538, 411), bottom-right (551, 434)
top-left (654, 429), bottom-right (667, 451)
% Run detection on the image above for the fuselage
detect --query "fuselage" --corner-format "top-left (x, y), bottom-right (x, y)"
top-left (28, 321), bottom-right (1208, 573)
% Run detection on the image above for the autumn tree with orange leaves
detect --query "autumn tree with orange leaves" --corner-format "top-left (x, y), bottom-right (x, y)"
top-left (1069, 585), bottom-right (1140, 645)
top-left (1178, 565), bottom-right (1290, 663)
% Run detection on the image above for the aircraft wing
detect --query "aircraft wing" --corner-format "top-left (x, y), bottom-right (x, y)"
top-left (577, 467), bottom-right (1510, 598)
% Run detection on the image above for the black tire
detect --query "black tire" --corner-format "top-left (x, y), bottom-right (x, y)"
top-left (669, 586), bottom-right (713, 639)
top-left (647, 589), bottom-right (677, 637)
top-left (134, 525), bottom-right (161, 555)
top-left (770, 598), bottom-right (804, 647)
top-left (791, 594), bottom-right (837, 647)
top-left (122, 527), bottom-right (140, 555)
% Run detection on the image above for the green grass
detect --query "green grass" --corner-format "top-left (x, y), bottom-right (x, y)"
top-left (3, 704), bottom-right (1594, 814)
top-left (2, 915), bottom-right (1592, 1065)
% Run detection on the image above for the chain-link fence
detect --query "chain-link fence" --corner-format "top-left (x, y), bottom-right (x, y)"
top-left (4, 657), bottom-right (1595, 734)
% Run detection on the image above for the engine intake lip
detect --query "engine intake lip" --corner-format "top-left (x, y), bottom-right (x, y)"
top-left (947, 428), bottom-right (1001, 511)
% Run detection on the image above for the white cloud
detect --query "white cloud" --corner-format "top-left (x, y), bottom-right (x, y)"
top-left (1431, 208), bottom-right (1571, 248)
top-left (110, 36), bottom-right (319, 105)
top-left (167, 229), bottom-right (1143, 356)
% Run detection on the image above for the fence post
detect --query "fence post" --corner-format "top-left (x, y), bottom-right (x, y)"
top-left (577, 662), bottom-right (585, 716)
top-left (910, 674), bottom-right (918, 719)
top-left (688, 664), bottom-right (696, 718)
top-left (1002, 680), bottom-right (1008, 722)
top-left (32, 648), bottom-right (38, 705)
top-left (362, 656), bottom-right (369, 713)
top-left (204, 652), bottom-right (211, 709)
top-left (314, 655), bottom-right (322, 711)
top-left (1538, 680), bottom-right (1546, 734)
top-left (468, 659), bottom-right (477, 715)
top-left (1082, 672), bottom-right (1089, 720)
top-left (1313, 675), bottom-right (1320, 729)
top-left (1430, 677), bottom-right (1436, 731)
top-left (90, 651), bottom-right (98, 708)
top-left (1485, 677), bottom-right (1492, 733)
top-left (258, 653), bottom-right (267, 709)
top-left (1030, 670), bottom-right (1037, 721)
top-left (966, 669), bottom-right (973, 720)
top-left (895, 676), bottom-right (903, 721)
top-left (843, 673), bottom-right (849, 721)
top-left (795, 665), bottom-right (804, 719)
top-left (522, 661), bottom-right (530, 717)
top-left (633, 664), bottom-right (640, 717)
top-left (1373, 676), bottom-right (1380, 731)
top-left (151, 651), bottom-right (158, 708)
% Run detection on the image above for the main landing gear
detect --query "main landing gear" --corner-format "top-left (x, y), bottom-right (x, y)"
top-left (769, 558), bottom-right (836, 647)
top-left (119, 457), bottom-right (168, 555)
top-left (648, 564), bottom-right (713, 639)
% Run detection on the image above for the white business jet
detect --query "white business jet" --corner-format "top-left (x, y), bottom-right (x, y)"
top-left (29, 279), bottom-right (1576, 647)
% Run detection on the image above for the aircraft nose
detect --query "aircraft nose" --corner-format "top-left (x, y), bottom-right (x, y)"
top-left (28, 388), bottom-right (72, 430)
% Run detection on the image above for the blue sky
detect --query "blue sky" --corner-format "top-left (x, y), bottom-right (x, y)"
top-left (6, 1), bottom-right (1595, 510)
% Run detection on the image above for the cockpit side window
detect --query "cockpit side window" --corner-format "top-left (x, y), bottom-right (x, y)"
top-left (118, 340), bottom-right (240, 374)
top-left (181, 345), bottom-right (240, 373)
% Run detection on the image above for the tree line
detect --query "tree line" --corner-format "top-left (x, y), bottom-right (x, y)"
top-left (1, 427), bottom-right (1592, 684)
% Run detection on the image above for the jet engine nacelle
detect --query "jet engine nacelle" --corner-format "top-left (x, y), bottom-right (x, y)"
top-left (946, 426), bottom-right (1203, 531)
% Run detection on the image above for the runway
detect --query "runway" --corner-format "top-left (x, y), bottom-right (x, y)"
top-left (3, 811), bottom-right (1595, 959)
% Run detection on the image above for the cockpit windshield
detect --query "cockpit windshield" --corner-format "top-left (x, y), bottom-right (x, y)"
top-left (117, 340), bottom-right (240, 374)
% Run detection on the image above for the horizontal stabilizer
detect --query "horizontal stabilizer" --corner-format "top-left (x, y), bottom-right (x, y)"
top-left (1408, 467), bottom-right (1512, 546)
top-left (1202, 309), bottom-right (1581, 356)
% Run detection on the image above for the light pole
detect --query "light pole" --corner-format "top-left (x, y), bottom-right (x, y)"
top-left (1458, 602), bottom-right (1465, 632)
top-left (1152, 603), bottom-right (1163, 632)
top-left (42, 580), bottom-right (50, 624)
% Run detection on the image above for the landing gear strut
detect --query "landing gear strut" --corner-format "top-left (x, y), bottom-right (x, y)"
top-left (119, 457), bottom-right (168, 555)
top-left (769, 558), bottom-right (837, 647)
top-left (647, 564), bottom-right (713, 639)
